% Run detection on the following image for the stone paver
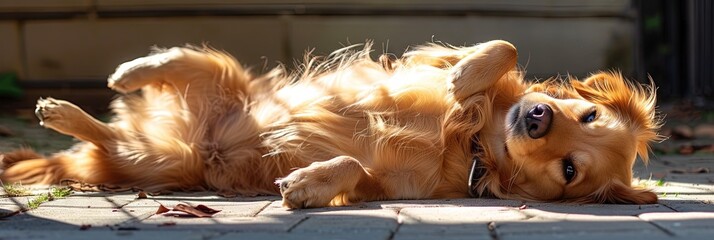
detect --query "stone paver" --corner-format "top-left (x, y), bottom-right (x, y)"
top-left (0, 230), bottom-right (222, 240)
top-left (499, 231), bottom-right (673, 240)
top-left (520, 202), bottom-right (674, 216)
top-left (640, 212), bottom-right (714, 236)
top-left (2, 121), bottom-right (714, 239)
top-left (398, 207), bottom-right (524, 235)
top-left (494, 214), bottom-right (662, 235)
top-left (218, 231), bottom-right (394, 240)
top-left (659, 199), bottom-right (714, 212)
top-left (0, 161), bottom-right (713, 239)
top-left (0, 196), bottom-right (33, 216)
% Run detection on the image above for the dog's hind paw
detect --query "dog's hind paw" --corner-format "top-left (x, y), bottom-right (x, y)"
top-left (107, 48), bottom-right (183, 93)
top-left (107, 57), bottom-right (159, 93)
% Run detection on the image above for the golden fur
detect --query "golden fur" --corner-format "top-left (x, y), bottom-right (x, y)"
top-left (0, 40), bottom-right (662, 208)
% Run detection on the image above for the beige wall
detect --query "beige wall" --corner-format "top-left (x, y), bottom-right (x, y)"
top-left (0, 23), bottom-right (22, 76)
top-left (0, 0), bottom-right (634, 82)
top-left (23, 18), bottom-right (285, 80)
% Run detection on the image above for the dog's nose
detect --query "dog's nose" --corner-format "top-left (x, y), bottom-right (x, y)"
top-left (525, 104), bottom-right (552, 139)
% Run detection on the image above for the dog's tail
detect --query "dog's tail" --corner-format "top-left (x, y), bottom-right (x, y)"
top-left (0, 147), bottom-right (118, 185)
top-left (0, 148), bottom-right (68, 184)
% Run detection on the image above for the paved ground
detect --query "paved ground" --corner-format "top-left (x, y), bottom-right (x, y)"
top-left (1, 116), bottom-right (714, 239)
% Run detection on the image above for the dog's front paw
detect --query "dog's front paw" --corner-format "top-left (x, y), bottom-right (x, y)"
top-left (35, 98), bottom-right (80, 128)
top-left (277, 165), bottom-right (341, 209)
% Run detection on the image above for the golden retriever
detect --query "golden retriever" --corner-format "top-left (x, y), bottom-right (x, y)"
top-left (0, 40), bottom-right (662, 208)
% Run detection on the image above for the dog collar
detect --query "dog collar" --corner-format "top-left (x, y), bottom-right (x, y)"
top-left (468, 137), bottom-right (487, 197)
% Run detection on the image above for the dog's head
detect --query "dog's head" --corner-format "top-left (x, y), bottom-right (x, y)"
top-left (502, 72), bottom-right (662, 204)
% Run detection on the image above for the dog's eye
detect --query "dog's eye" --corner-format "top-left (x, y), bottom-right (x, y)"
top-left (581, 110), bottom-right (597, 123)
top-left (562, 158), bottom-right (576, 184)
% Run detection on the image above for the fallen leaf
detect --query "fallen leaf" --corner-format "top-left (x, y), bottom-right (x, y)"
top-left (172, 204), bottom-right (221, 218)
top-left (677, 144), bottom-right (714, 155)
top-left (679, 144), bottom-right (694, 155)
top-left (155, 204), bottom-right (170, 214)
top-left (155, 203), bottom-right (221, 218)
top-left (137, 191), bottom-right (148, 199)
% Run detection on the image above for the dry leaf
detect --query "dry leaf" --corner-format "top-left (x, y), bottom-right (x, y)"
top-left (678, 144), bottom-right (714, 155)
top-left (156, 203), bottom-right (220, 218)
top-left (172, 203), bottom-right (221, 218)
top-left (137, 191), bottom-right (148, 199)
top-left (155, 204), bottom-right (170, 214)
top-left (678, 144), bottom-right (694, 155)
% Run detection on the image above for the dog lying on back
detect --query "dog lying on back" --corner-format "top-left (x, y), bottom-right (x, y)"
top-left (0, 40), bottom-right (662, 208)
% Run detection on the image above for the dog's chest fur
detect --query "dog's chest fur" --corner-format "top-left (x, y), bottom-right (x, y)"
top-left (254, 60), bottom-right (467, 198)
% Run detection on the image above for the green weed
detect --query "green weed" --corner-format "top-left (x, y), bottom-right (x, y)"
top-left (25, 187), bottom-right (73, 210)
top-left (27, 193), bottom-right (50, 210)
top-left (2, 182), bottom-right (32, 197)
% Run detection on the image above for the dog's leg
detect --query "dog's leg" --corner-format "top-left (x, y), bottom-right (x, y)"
top-left (35, 98), bottom-right (117, 149)
top-left (277, 156), bottom-right (384, 209)
top-left (107, 47), bottom-right (185, 94)
top-left (107, 47), bottom-right (248, 94)
top-left (107, 47), bottom-right (251, 115)
top-left (449, 40), bottom-right (518, 101)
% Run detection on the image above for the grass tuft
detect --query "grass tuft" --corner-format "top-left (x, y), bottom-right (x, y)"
top-left (2, 182), bottom-right (32, 197)
top-left (50, 187), bottom-right (72, 198)
top-left (24, 187), bottom-right (73, 210)
top-left (656, 178), bottom-right (666, 186)
top-left (636, 176), bottom-right (667, 188)
top-left (27, 193), bottom-right (50, 210)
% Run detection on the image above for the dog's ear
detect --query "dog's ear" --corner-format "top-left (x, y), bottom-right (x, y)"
top-left (572, 72), bottom-right (663, 162)
top-left (589, 180), bottom-right (658, 204)
top-left (448, 40), bottom-right (518, 101)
